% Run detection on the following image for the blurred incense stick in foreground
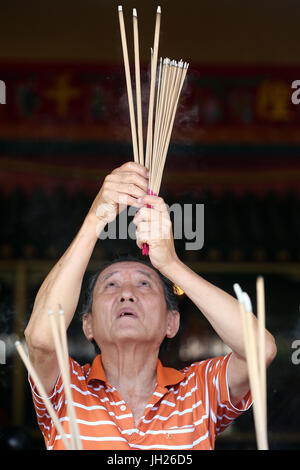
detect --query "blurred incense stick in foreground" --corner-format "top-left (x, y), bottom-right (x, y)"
top-left (233, 281), bottom-right (268, 450)
top-left (15, 306), bottom-right (82, 450)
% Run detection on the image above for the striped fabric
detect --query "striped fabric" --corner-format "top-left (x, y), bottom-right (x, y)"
top-left (29, 353), bottom-right (252, 450)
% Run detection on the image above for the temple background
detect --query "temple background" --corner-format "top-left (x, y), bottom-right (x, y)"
top-left (0, 0), bottom-right (300, 450)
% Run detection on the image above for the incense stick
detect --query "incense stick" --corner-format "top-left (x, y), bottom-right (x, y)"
top-left (233, 283), bottom-right (268, 450)
top-left (152, 56), bottom-right (163, 178)
top-left (243, 292), bottom-right (268, 450)
top-left (117, 5), bottom-right (188, 192)
top-left (48, 309), bottom-right (82, 450)
top-left (151, 57), bottom-right (168, 190)
top-left (145, 6), bottom-right (161, 170)
top-left (118, 5), bottom-right (139, 163)
top-left (153, 61), bottom-right (189, 195)
top-left (117, 6), bottom-right (188, 256)
top-left (15, 340), bottom-right (71, 450)
top-left (256, 276), bottom-right (267, 432)
top-left (133, 8), bottom-right (144, 165)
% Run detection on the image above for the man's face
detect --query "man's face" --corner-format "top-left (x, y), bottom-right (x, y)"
top-left (83, 261), bottom-right (179, 352)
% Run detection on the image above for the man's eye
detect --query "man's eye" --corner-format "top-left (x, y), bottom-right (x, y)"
top-left (105, 282), bottom-right (116, 287)
top-left (140, 280), bottom-right (150, 286)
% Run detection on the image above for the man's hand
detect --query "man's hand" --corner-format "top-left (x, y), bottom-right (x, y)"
top-left (89, 162), bottom-right (149, 227)
top-left (133, 194), bottom-right (179, 272)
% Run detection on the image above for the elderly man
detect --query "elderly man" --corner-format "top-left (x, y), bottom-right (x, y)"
top-left (24, 162), bottom-right (277, 450)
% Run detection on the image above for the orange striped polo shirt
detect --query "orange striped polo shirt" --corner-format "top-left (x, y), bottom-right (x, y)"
top-left (29, 353), bottom-right (252, 450)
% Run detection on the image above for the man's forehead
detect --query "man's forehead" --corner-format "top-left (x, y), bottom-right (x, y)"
top-left (97, 261), bottom-right (160, 282)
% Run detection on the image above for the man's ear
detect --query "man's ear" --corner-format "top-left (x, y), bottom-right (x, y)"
top-left (166, 310), bottom-right (180, 339)
top-left (82, 312), bottom-right (94, 341)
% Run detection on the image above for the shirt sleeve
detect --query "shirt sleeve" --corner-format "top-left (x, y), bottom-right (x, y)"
top-left (195, 353), bottom-right (252, 438)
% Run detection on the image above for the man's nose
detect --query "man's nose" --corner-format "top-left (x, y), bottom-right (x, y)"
top-left (120, 295), bottom-right (134, 302)
top-left (119, 284), bottom-right (136, 302)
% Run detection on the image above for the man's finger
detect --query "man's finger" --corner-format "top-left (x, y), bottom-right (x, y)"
top-left (108, 191), bottom-right (144, 209)
top-left (133, 206), bottom-right (162, 224)
top-left (112, 161), bottom-right (149, 178)
top-left (105, 181), bottom-right (147, 200)
top-left (108, 172), bottom-right (149, 193)
top-left (135, 230), bottom-right (150, 249)
top-left (138, 195), bottom-right (166, 209)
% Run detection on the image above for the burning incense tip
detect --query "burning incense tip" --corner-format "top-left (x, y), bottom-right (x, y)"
top-left (233, 283), bottom-right (243, 302)
top-left (157, 6), bottom-right (161, 14)
top-left (118, 5), bottom-right (123, 12)
top-left (133, 8), bottom-right (137, 16)
top-left (15, 341), bottom-right (21, 347)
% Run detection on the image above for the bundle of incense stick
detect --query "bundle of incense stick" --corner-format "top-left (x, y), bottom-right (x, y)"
top-left (118, 5), bottom-right (189, 254)
top-left (233, 277), bottom-right (268, 450)
top-left (15, 306), bottom-right (82, 450)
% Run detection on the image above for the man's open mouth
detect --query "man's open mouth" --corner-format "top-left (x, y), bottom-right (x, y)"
top-left (117, 309), bottom-right (138, 318)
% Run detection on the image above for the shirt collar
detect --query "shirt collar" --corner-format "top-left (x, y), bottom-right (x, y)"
top-left (86, 354), bottom-right (185, 388)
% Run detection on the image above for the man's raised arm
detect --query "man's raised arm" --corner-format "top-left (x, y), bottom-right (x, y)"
top-left (133, 194), bottom-right (277, 407)
top-left (24, 162), bottom-right (148, 394)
